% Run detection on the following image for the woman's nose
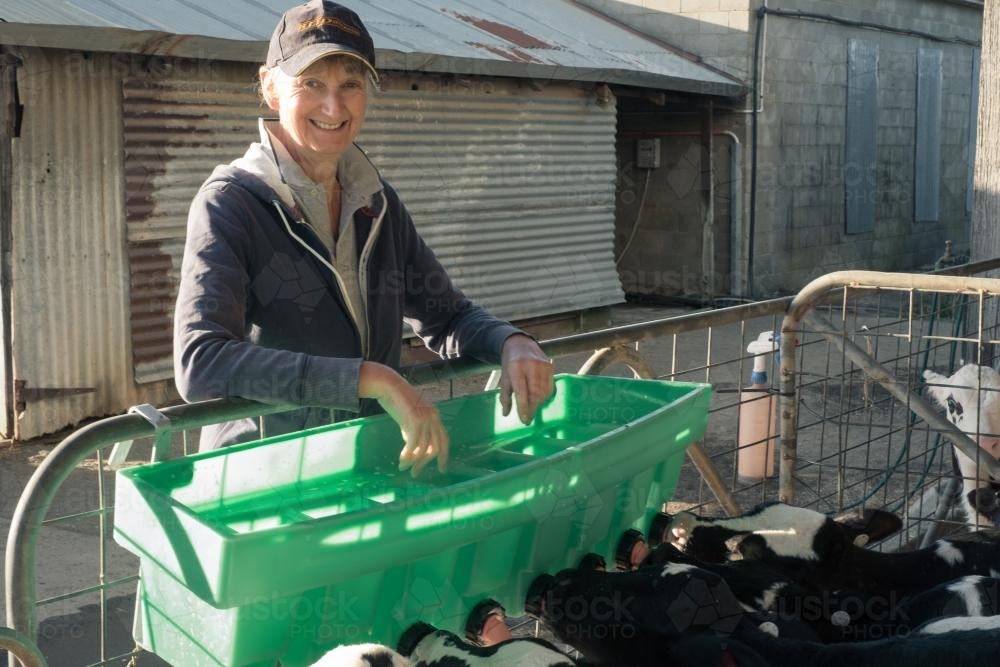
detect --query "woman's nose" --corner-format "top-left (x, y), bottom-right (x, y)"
top-left (321, 90), bottom-right (343, 114)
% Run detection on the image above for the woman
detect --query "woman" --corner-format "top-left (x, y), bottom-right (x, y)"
top-left (173, 0), bottom-right (554, 475)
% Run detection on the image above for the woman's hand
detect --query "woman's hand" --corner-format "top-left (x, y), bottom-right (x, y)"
top-left (499, 334), bottom-right (554, 425)
top-left (359, 362), bottom-right (448, 476)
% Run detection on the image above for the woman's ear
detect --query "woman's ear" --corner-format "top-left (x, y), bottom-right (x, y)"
top-left (259, 65), bottom-right (279, 111)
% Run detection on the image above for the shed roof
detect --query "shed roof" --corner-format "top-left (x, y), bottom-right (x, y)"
top-left (0, 0), bottom-right (745, 97)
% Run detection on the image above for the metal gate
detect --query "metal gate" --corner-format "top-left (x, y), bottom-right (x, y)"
top-left (777, 269), bottom-right (1000, 547)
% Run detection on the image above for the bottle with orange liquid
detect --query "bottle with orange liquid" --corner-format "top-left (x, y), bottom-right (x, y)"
top-left (737, 331), bottom-right (778, 482)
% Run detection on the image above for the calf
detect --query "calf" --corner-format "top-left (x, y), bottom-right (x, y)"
top-left (626, 530), bottom-right (996, 643)
top-left (526, 564), bottom-right (1000, 667)
top-left (923, 364), bottom-right (1000, 528)
top-left (669, 621), bottom-right (1000, 667)
top-left (655, 503), bottom-right (900, 564)
top-left (662, 502), bottom-right (1000, 598)
top-left (398, 622), bottom-right (577, 666)
top-left (311, 626), bottom-right (577, 667)
top-left (525, 563), bottom-right (748, 666)
top-left (617, 531), bottom-right (834, 642)
top-left (898, 575), bottom-right (1000, 628)
top-left (310, 643), bottom-right (410, 666)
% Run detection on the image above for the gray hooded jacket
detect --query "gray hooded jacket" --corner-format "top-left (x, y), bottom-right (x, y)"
top-left (173, 123), bottom-right (521, 450)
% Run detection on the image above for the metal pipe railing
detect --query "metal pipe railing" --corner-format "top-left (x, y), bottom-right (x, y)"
top-left (4, 399), bottom-right (288, 658)
top-left (403, 297), bottom-right (791, 384)
top-left (0, 626), bottom-right (46, 667)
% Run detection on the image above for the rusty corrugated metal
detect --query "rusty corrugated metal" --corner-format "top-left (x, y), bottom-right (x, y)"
top-left (0, 0), bottom-right (746, 97)
top-left (123, 77), bottom-right (259, 383)
top-left (9, 51), bottom-right (137, 440)
top-left (122, 74), bottom-right (622, 384)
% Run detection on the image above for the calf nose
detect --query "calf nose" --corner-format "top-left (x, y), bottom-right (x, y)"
top-left (525, 573), bottom-right (556, 618)
top-left (397, 621), bottom-right (438, 657)
top-left (648, 511), bottom-right (673, 547)
top-left (577, 552), bottom-right (607, 571)
top-left (615, 529), bottom-right (647, 570)
top-left (970, 487), bottom-right (999, 516)
top-left (978, 436), bottom-right (1000, 458)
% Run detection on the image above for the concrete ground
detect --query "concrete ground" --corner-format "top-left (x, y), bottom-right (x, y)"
top-left (0, 299), bottom-right (962, 665)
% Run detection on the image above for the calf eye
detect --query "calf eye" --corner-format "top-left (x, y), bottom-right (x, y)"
top-left (946, 396), bottom-right (963, 419)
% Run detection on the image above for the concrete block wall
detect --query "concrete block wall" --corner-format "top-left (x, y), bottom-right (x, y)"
top-left (582, 0), bottom-right (981, 296)
top-left (751, 0), bottom-right (981, 294)
top-left (613, 118), bottom-right (739, 300)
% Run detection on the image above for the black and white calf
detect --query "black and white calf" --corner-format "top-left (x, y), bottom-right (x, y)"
top-left (668, 616), bottom-right (1000, 667)
top-left (897, 575), bottom-right (1000, 628)
top-left (399, 622), bottom-right (577, 667)
top-left (617, 531), bottom-right (840, 642)
top-left (653, 503), bottom-right (901, 565)
top-left (923, 364), bottom-right (1000, 528)
top-left (623, 528), bottom-right (999, 643)
top-left (660, 502), bottom-right (1000, 598)
top-left (310, 623), bottom-right (577, 667)
top-left (525, 563), bottom-right (749, 666)
top-left (526, 563), bottom-right (1000, 667)
top-left (311, 643), bottom-right (411, 666)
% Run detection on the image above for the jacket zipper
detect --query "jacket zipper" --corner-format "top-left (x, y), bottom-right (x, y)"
top-left (271, 200), bottom-right (367, 356)
top-left (358, 197), bottom-right (388, 359)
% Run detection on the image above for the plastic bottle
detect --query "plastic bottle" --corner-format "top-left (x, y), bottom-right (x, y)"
top-left (737, 331), bottom-right (778, 482)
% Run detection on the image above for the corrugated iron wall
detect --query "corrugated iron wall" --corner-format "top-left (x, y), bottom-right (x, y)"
top-left (363, 85), bottom-right (623, 319)
top-left (9, 50), bottom-right (137, 440)
top-left (124, 74), bottom-right (623, 385)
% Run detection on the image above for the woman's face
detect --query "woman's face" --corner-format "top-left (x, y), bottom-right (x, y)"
top-left (261, 56), bottom-right (370, 168)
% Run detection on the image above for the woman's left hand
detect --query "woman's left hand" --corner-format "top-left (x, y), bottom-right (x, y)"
top-left (499, 334), bottom-right (554, 425)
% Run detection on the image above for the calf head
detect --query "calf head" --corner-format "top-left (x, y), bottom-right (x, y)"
top-left (526, 564), bottom-right (746, 665)
top-left (310, 643), bottom-right (411, 666)
top-left (924, 365), bottom-right (1000, 527)
top-left (397, 621), bottom-right (576, 667)
top-left (659, 502), bottom-right (901, 565)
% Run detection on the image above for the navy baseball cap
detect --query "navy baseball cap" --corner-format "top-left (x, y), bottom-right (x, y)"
top-left (266, 1), bottom-right (379, 81)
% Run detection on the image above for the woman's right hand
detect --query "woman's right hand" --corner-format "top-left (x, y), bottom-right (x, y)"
top-left (359, 362), bottom-right (449, 476)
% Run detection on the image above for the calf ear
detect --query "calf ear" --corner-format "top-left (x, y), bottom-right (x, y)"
top-left (397, 621), bottom-right (438, 657)
top-left (735, 533), bottom-right (770, 560)
top-left (922, 370), bottom-right (949, 405)
top-left (834, 508), bottom-right (902, 545)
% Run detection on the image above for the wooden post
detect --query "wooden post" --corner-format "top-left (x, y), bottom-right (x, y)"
top-left (971, 4), bottom-right (999, 364)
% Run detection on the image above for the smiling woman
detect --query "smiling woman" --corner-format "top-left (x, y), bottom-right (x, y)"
top-left (172, 0), bottom-right (554, 469)
top-left (260, 57), bottom-right (372, 183)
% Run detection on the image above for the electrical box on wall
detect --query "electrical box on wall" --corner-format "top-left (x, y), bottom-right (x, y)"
top-left (636, 138), bottom-right (661, 169)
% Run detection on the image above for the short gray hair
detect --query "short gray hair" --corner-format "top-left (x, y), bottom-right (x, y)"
top-left (261, 54), bottom-right (378, 99)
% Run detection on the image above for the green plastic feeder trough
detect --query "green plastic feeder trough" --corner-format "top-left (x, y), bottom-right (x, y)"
top-left (113, 374), bottom-right (711, 666)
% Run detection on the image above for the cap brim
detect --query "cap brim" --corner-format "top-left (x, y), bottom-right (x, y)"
top-left (277, 43), bottom-right (379, 82)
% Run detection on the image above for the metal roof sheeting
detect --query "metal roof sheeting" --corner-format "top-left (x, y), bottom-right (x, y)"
top-left (0, 0), bottom-right (745, 97)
